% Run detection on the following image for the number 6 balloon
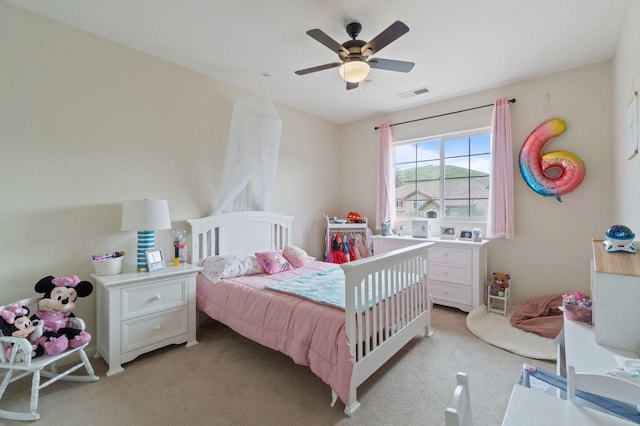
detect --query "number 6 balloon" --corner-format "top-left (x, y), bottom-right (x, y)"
top-left (518, 118), bottom-right (586, 202)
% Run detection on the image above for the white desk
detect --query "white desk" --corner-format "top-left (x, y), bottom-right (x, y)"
top-left (562, 313), bottom-right (639, 374)
top-left (502, 385), bottom-right (633, 425)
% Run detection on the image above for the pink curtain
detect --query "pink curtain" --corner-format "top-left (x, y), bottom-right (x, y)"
top-left (487, 98), bottom-right (515, 239)
top-left (376, 123), bottom-right (396, 230)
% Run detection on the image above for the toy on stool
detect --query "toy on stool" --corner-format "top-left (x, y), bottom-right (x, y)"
top-left (489, 272), bottom-right (511, 297)
top-left (32, 275), bottom-right (93, 349)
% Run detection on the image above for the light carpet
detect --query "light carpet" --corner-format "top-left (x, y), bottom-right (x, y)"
top-left (466, 305), bottom-right (556, 360)
top-left (1, 306), bottom-right (557, 426)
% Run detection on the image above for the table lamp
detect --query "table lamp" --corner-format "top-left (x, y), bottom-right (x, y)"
top-left (121, 200), bottom-right (172, 271)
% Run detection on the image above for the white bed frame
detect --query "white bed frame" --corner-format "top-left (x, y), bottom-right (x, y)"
top-left (188, 211), bottom-right (433, 416)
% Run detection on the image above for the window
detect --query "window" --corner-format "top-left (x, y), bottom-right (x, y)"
top-left (394, 128), bottom-right (491, 221)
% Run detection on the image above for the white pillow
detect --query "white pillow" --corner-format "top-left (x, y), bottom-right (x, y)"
top-left (201, 255), bottom-right (264, 284)
top-left (282, 245), bottom-right (310, 268)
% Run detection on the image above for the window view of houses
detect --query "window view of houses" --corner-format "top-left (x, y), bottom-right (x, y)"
top-left (394, 131), bottom-right (491, 221)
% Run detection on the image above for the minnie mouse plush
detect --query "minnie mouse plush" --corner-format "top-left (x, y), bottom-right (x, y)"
top-left (32, 275), bottom-right (93, 349)
top-left (0, 302), bottom-right (52, 361)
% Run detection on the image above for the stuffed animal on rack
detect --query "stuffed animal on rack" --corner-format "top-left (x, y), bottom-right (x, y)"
top-left (32, 275), bottom-right (93, 349)
top-left (0, 302), bottom-right (53, 361)
top-left (489, 272), bottom-right (511, 297)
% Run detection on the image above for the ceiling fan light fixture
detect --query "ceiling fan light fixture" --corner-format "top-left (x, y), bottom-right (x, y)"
top-left (338, 60), bottom-right (370, 83)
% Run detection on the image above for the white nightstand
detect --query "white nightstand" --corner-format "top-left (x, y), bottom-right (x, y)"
top-left (91, 263), bottom-right (202, 376)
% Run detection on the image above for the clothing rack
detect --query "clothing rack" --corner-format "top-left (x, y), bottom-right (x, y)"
top-left (374, 98), bottom-right (516, 130)
top-left (323, 214), bottom-right (371, 263)
top-left (327, 230), bottom-right (366, 235)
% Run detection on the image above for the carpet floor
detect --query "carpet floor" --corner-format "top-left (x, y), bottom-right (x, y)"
top-left (1, 306), bottom-right (556, 425)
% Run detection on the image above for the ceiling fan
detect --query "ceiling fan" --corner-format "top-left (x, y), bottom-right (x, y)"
top-left (295, 20), bottom-right (415, 90)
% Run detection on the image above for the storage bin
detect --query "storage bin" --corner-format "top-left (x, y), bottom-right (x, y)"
top-left (563, 302), bottom-right (592, 325)
top-left (93, 256), bottom-right (124, 276)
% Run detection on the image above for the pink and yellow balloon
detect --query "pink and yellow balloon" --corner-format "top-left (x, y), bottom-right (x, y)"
top-left (518, 118), bottom-right (586, 202)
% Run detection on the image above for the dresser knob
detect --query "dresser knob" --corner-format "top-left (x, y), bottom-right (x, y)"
top-left (151, 295), bottom-right (161, 302)
top-left (153, 325), bottom-right (161, 331)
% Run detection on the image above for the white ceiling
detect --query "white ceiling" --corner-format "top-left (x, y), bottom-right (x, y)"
top-left (6, 0), bottom-right (630, 125)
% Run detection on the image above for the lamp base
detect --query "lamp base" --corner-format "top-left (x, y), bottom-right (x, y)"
top-left (137, 230), bottom-right (156, 271)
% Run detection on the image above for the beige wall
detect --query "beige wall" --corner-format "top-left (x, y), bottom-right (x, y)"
top-left (340, 61), bottom-right (615, 304)
top-left (612, 0), bottom-right (640, 230)
top-left (0, 2), bottom-right (340, 336)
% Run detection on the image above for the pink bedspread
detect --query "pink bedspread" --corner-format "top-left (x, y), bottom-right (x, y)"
top-left (196, 261), bottom-right (354, 406)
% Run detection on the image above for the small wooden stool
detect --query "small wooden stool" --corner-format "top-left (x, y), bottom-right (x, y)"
top-left (487, 281), bottom-right (511, 316)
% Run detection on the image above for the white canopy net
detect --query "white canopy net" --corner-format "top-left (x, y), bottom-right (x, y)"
top-left (214, 90), bottom-right (282, 213)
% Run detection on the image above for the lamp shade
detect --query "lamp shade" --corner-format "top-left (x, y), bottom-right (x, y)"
top-left (121, 200), bottom-right (172, 231)
top-left (122, 200), bottom-right (172, 271)
top-left (338, 60), bottom-right (371, 83)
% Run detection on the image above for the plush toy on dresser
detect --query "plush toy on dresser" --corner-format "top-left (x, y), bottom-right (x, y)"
top-left (32, 275), bottom-right (93, 349)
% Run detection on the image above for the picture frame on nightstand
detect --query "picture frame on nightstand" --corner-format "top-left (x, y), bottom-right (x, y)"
top-left (145, 249), bottom-right (166, 272)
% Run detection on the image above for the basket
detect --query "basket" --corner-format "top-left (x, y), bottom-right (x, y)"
top-left (92, 256), bottom-right (124, 276)
top-left (563, 302), bottom-right (592, 325)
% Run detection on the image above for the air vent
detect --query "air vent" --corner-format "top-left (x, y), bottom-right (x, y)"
top-left (398, 86), bottom-right (431, 99)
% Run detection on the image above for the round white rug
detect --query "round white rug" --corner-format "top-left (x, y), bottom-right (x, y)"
top-left (466, 305), bottom-right (556, 360)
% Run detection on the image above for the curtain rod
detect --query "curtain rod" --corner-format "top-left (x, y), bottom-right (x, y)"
top-left (374, 98), bottom-right (516, 130)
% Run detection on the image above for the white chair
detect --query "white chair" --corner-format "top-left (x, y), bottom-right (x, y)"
top-left (523, 363), bottom-right (640, 422)
top-left (0, 297), bottom-right (99, 421)
top-left (567, 365), bottom-right (640, 409)
top-left (445, 372), bottom-right (473, 426)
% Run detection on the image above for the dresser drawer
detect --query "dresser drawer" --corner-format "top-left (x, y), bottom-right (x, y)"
top-left (430, 281), bottom-right (472, 305)
top-left (121, 307), bottom-right (188, 353)
top-left (428, 263), bottom-right (471, 285)
top-left (121, 278), bottom-right (187, 320)
top-left (428, 246), bottom-right (471, 266)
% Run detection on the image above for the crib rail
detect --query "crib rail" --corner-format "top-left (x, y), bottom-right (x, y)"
top-left (340, 242), bottom-right (433, 415)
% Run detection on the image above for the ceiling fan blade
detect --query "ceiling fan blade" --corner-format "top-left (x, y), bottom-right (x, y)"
top-left (368, 58), bottom-right (415, 73)
top-left (295, 62), bottom-right (343, 75)
top-left (306, 29), bottom-right (350, 56)
top-left (346, 81), bottom-right (359, 90)
top-left (362, 21), bottom-right (409, 55)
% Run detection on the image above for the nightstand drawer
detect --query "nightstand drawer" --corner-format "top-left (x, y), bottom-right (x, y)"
top-left (121, 307), bottom-right (188, 353)
top-left (428, 246), bottom-right (471, 266)
top-left (430, 281), bottom-right (472, 305)
top-left (122, 278), bottom-right (187, 320)
top-left (428, 263), bottom-right (471, 285)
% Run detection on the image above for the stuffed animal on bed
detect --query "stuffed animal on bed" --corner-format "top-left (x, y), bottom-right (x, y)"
top-left (0, 302), bottom-right (51, 361)
top-left (489, 272), bottom-right (511, 297)
top-left (32, 275), bottom-right (93, 349)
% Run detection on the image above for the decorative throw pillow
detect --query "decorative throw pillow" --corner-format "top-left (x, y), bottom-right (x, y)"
top-left (282, 245), bottom-right (309, 268)
top-left (255, 251), bottom-right (293, 275)
top-left (201, 255), bottom-right (264, 284)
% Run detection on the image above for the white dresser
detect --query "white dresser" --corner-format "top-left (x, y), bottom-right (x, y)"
top-left (92, 263), bottom-right (201, 376)
top-left (371, 235), bottom-right (489, 312)
top-left (590, 240), bottom-right (640, 353)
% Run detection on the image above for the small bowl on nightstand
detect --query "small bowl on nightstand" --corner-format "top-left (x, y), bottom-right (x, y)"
top-left (92, 255), bottom-right (124, 276)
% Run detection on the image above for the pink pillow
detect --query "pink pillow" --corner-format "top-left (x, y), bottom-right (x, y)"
top-left (255, 251), bottom-right (293, 275)
top-left (282, 245), bottom-right (308, 268)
